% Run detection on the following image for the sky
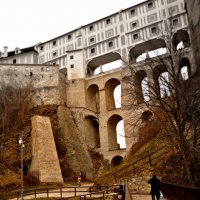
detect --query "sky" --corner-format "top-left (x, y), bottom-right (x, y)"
top-left (0, 0), bottom-right (145, 52)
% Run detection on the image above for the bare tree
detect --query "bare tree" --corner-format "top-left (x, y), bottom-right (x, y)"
top-left (122, 22), bottom-right (200, 186)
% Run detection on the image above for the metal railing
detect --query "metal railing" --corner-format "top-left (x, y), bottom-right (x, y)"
top-left (161, 181), bottom-right (200, 200)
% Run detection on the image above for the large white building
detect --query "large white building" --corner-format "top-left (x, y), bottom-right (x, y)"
top-left (0, 0), bottom-right (189, 80)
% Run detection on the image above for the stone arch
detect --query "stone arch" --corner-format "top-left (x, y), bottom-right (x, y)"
top-left (87, 84), bottom-right (99, 112)
top-left (107, 114), bottom-right (123, 150)
top-left (105, 78), bottom-right (121, 110)
top-left (129, 38), bottom-right (166, 64)
top-left (134, 70), bottom-right (148, 104)
top-left (180, 57), bottom-right (191, 80)
top-left (153, 65), bottom-right (169, 98)
top-left (83, 115), bottom-right (100, 148)
top-left (172, 29), bottom-right (190, 51)
top-left (87, 52), bottom-right (122, 76)
top-left (111, 156), bottom-right (123, 167)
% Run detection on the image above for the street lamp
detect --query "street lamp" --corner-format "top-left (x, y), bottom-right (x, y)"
top-left (19, 136), bottom-right (24, 200)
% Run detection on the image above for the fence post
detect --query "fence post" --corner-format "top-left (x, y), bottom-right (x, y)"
top-left (75, 187), bottom-right (77, 197)
top-left (35, 189), bottom-right (36, 198)
top-left (90, 187), bottom-right (92, 197)
top-left (107, 186), bottom-right (109, 194)
top-left (47, 188), bottom-right (49, 198)
top-left (149, 155), bottom-right (152, 166)
top-left (60, 187), bottom-right (62, 199)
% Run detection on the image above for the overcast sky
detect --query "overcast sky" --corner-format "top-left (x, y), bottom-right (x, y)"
top-left (0, 0), bottom-right (145, 51)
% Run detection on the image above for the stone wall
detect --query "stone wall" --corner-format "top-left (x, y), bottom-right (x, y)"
top-left (30, 115), bottom-right (63, 183)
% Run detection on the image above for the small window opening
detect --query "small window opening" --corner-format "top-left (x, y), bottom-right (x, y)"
top-left (53, 52), bottom-right (57, 57)
top-left (68, 34), bottom-right (72, 40)
top-left (13, 59), bottom-right (16, 64)
top-left (91, 48), bottom-right (95, 54)
top-left (151, 26), bottom-right (157, 34)
top-left (90, 37), bottom-right (95, 43)
top-left (130, 9), bottom-right (135, 15)
top-left (132, 22), bottom-right (137, 28)
top-left (70, 55), bottom-right (74, 59)
top-left (40, 46), bottom-right (44, 51)
top-left (108, 41), bottom-right (113, 48)
top-left (133, 33), bottom-right (139, 40)
top-left (70, 64), bottom-right (74, 68)
top-left (53, 41), bottom-right (57, 46)
top-left (148, 2), bottom-right (153, 8)
top-left (106, 18), bottom-right (111, 24)
top-left (172, 18), bottom-right (179, 26)
top-left (89, 25), bottom-right (94, 31)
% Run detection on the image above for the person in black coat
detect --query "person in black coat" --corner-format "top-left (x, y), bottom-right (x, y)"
top-left (148, 175), bottom-right (161, 200)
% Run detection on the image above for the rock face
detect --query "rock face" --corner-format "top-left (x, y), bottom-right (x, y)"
top-left (58, 106), bottom-right (95, 180)
top-left (30, 115), bottom-right (63, 183)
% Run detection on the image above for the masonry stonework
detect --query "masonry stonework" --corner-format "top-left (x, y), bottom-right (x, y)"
top-left (30, 116), bottom-right (63, 183)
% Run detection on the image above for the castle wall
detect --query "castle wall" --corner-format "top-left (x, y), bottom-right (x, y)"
top-left (0, 64), bottom-right (62, 106)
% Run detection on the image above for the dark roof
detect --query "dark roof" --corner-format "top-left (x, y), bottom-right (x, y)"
top-left (0, 46), bottom-right (37, 59)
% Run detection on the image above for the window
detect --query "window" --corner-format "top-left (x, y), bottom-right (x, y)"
top-left (106, 18), bottom-right (111, 25)
top-left (132, 22), bottom-right (137, 28)
top-left (40, 46), bottom-right (44, 51)
top-left (108, 41), bottom-right (113, 48)
top-left (89, 25), bottom-right (94, 31)
top-left (53, 40), bottom-right (57, 46)
top-left (70, 55), bottom-right (74, 59)
top-left (90, 37), bottom-right (95, 43)
top-left (13, 59), bottom-right (16, 64)
top-left (70, 64), bottom-right (74, 68)
top-left (91, 48), bottom-right (95, 54)
top-left (130, 9), bottom-right (135, 15)
top-left (53, 62), bottom-right (57, 65)
top-left (172, 18), bottom-right (179, 26)
top-left (151, 26), bottom-right (157, 34)
top-left (53, 52), bottom-right (57, 57)
top-left (148, 2), bottom-right (153, 8)
top-left (133, 33), bottom-right (139, 40)
top-left (68, 34), bottom-right (72, 40)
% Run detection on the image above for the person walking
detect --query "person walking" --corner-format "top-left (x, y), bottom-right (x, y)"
top-left (148, 175), bottom-right (161, 200)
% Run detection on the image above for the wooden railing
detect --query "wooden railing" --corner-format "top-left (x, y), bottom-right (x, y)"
top-left (99, 145), bottom-right (175, 183)
top-left (6, 185), bottom-right (119, 200)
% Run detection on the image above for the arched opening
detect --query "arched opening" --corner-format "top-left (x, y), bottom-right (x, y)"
top-left (107, 115), bottom-right (125, 150)
top-left (116, 120), bottom-right (126, 148)
top-left (136, 48), bottom-right (167, 62)
top-left (87, 52), bottom-right (122, 76)
top-left (129, 39), bottom-right (166, 64)
top-left (105, 78), bottom-right (121, 110)
top-left (87, 84), bottom-right (99, 112)
top-left (83, 116), bottom-right (100, 148)
top-left (134, 70), bottom-right (149, 103)
top-left (111, 156), bottom-right (123, 167)
top-left (114, 85), bottom-right (121, 108)
top-left (153, 65), bottom-right (170, 98)
top-left (172, 30), bottom-right (190, 51)
top-left (180, 57), bottom-right (191, 80)
top-left (94, 59), bottom-right (122, 74)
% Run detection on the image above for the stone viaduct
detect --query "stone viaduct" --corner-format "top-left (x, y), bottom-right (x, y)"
top-left (0, 0), bottom-right (197, 181)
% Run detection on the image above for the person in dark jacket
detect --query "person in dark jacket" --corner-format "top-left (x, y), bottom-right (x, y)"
top-left (148, 175), bottom-right (161, 200)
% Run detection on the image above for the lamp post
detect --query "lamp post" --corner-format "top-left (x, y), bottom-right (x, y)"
top-left (19, 136), bottom-right (24, 200)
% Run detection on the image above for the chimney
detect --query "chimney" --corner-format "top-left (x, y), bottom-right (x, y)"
top-left (3, 46), bottom-right (8, 57)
